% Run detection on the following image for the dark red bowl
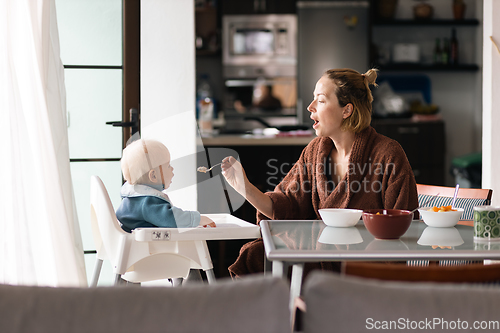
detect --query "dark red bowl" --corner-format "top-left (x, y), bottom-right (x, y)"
top-left (362, 209), bottom-right (412, 240)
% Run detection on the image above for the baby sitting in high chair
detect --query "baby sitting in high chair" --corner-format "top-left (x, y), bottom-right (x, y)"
top-left (116, 139), bottom-right (216, 232)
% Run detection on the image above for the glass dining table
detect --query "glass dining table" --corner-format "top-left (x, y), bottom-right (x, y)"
top-left (260, 219), bottom-right (500, 311)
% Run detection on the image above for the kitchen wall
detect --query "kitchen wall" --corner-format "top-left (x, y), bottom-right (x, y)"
top-left (142, 0), bottom-right (198, 211)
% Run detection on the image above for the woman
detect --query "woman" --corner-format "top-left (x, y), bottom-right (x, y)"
top-left (222, 68), bottom-right (418, 277)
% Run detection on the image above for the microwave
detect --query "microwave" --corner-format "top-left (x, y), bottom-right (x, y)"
top-left (222, 14), bottom-right (297, 78)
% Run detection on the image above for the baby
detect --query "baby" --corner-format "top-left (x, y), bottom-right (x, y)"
top-left (116, 139), bottom-right (216, 232)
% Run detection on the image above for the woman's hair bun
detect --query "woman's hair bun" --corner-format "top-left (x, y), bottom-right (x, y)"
top-left (363, 68), bottom-right (378, 86)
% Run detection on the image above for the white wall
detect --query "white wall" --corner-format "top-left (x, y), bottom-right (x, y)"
top-left (141, 0), bottom-right (199, 210)
top-left (482, 0), bottom-right (500, 205)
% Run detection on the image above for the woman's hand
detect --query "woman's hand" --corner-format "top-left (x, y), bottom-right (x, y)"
top-left (221, 156), bottom-right (247, 198)
top-left (200, 215), bottom-right (216, 228)
top-left (221, 156), bottom-right (274, 218)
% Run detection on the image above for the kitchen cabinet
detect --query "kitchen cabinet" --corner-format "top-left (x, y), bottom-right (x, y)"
top-left (372, 119), bottom-right (446, 186)
top-left (219, 144), bottom-right (304, 225)
top-left (220, 0), bottom-right (296, 15)
top-left (195, 5), bottom-right (221, 57)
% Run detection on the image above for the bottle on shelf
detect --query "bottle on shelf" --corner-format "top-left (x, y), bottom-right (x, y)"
top-left (442, 38), bottom-right (450, 65)
top-left (433, 38), bottom-right (442, 64)
top-left (196, 74), bottom-right (215, 136)
top-left (450, 28), bottom-right (459, 65)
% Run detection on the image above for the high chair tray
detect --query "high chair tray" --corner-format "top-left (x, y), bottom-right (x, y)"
top-left (133, 214), bottom-right (260, 242)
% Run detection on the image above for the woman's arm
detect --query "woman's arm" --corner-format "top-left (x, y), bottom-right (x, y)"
top-left (242, 177), bottom-right (274, 219)
top-left (221, 156), bottom-right (273, 218)
top-left (223, 138), bottom-right (319, 221)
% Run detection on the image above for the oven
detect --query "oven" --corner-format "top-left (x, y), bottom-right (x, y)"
top-left (222, 14), bottom-right (298, 128)
top-left (222, 14), bottom-right (297, 78)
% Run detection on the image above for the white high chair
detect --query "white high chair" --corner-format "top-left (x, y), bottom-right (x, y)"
top-left (89, 175), bottom-right (215, 286)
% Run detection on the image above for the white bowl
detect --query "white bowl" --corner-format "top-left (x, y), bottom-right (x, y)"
top-left (417, 226), bottom-right (464, 247)
top-left (418, 207), bottom-right (464, 228)
top-left (318, 208), bottom-right (363, 227)
top-left (365, 239), bottom-right (409, 251)
top-left (318, 226), bottom-right (363, 245)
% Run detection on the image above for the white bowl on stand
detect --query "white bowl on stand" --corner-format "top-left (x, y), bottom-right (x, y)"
top-left (418, 208), bottom-right (464, 228)
top-left (318, 208), bottom-right (363, 227)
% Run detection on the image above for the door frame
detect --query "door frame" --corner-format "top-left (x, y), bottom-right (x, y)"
top-left (123, 0), bottom-right (140, 146)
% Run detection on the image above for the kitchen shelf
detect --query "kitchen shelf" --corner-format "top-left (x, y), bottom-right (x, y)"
top-left (372, 19), bottom-right (479, 26)
top-left (375, 63), bottom-right (480, 72)
top-left (196, 49), bottom-right (221, 57)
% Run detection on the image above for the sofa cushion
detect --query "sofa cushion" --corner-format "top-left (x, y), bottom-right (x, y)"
top-left (303, 271), bottom-right (500, 333)
top-left (0, 275), bottom-right (290, 333)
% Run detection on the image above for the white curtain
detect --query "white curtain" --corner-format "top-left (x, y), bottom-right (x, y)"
top-left (0, 0), bottom-right (86, 287)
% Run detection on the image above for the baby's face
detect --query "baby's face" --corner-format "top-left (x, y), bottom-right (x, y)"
top-left (159, 161), bottom-right (174, 189)
top-left (158, 149), bottom-right (174, 189)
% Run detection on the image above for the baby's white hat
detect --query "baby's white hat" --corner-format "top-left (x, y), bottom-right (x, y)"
top-left (121, 139), bottom-right (170, 184)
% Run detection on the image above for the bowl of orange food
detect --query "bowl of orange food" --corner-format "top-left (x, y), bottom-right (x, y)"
top-left (362, 209), bottom-right (413, 239)
top-left (418, 205), bottom-right (464, 228)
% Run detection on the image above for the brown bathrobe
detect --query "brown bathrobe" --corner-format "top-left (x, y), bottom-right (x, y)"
top-left (228, 126), bottom-right (419, 277)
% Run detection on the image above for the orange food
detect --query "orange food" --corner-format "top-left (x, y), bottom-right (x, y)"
top-left (431, 245), bottom-right (452, 249)
top-left (428, 205), bottom-right (457, 212)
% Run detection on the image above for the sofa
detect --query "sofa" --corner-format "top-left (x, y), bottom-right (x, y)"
top-left (0, 275), bottom-right (290, 333)
top-left (302, 271), bottom-right (500, 333)
top-left (3, 271), bottom-right (500, 333)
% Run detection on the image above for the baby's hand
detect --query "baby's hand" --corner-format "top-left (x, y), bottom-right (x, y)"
top-left (200, 215), bottom-right (216, 228)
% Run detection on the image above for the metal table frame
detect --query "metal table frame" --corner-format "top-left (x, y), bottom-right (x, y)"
top-left (261, 219), bottom-right (500, 312)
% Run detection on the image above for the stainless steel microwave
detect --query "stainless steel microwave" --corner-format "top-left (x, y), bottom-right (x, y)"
top-left (222, 14), bottom-right (297, 78)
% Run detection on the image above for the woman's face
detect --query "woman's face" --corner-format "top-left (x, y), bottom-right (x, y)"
top-left (307, 76), bottom-right (351, 138)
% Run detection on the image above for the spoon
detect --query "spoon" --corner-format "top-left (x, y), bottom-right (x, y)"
top-left (197, 162), bottom-right (222, 173)
top-left (451, 184), bottom-right (460, 209)
top-left (410, 192), bottom-right (440, 214)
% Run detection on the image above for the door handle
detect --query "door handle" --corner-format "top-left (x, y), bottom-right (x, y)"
top-left (106, 121), bottom-right (136, 127)
top-left (106, 108), bottom-right (139, 136)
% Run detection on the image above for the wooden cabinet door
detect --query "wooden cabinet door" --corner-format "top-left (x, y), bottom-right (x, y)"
top-left (372, 120), bottom-right (446, 186)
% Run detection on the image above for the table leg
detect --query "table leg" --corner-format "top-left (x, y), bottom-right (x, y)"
top-left (289, 263), bottom-right (304, 315)
top-left (205, 268), bottom-right (216, 284)
top-left (272, 261), bottom-right (286, 278)
top-left (90, 258), bottom-right (103, 287)
top-left (264, 255), bottom-right (272, 275)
